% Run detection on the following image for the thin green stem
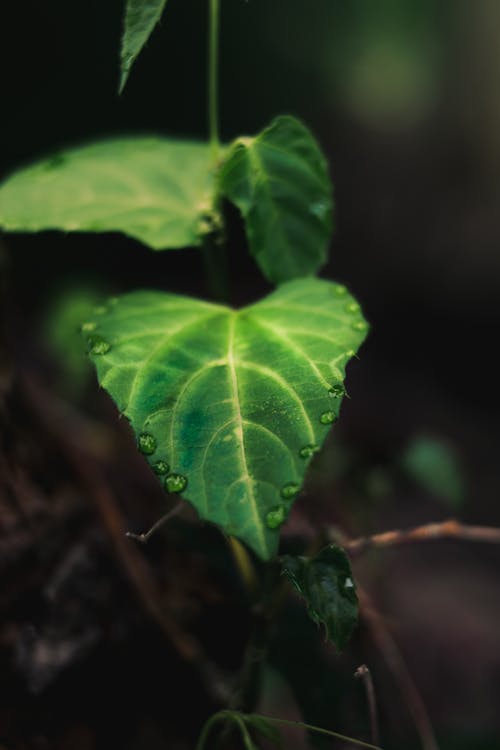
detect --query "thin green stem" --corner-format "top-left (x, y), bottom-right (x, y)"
top-left (195, 712), bottom-right (225, 750)
top-left (196, 711), bottom-right (246, 750)
top-left (208, 0), bottom-right (221, 161)
top-left (247, 713), bottom-right (386, 750)
top-left (228, 564), bottom-right (281, 713)
top-left (196, 710), bottom-right (386, 750)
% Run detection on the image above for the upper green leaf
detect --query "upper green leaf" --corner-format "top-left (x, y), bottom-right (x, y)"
top-left (83, 278), bottom-right (367, 559)
top-left (219, 115), bottom-right (333, 284)
top-left (119, 0), bottom-right (169, 93)
top-left (0, 138), bottom-right (214, 250)
top-left (281, 544), bottom-right (358, 650)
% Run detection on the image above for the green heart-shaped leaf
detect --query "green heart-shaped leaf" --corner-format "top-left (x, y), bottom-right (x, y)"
top-left (83, 278), bottom-right (368, 559)
top-left (0, 138), bottom-right (214, 250)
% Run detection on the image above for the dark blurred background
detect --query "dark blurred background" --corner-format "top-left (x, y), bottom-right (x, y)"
top-left (1, 1), bottom-right (500, 749)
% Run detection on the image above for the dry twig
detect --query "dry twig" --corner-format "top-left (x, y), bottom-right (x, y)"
top-left (341, 519), bottom-right (500, 557)
top-left (355, 664), bottom-right (380, 746)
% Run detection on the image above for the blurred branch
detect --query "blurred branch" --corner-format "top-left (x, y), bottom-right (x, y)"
top-left (358, 587), bottom-right (439, 750)
top-left (355, 664), bottom-right (380, 746)
top-left (338, 519), bottom-right (500, 557)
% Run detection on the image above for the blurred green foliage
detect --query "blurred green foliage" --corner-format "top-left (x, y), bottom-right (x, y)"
top-left (401, 434), bottom-right (465, 509)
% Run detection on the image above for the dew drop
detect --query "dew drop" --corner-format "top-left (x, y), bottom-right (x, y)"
top-left (138, 432), bottom-right (157, 455)
top-left (266, 505), bottom-right (286, 529)
top-left (88, 336), bottom-right (111, 355)
top-left (152, 460), bottom-right (169, 475)
top-left (328, 384), bottom-right (345, 398)
top-left (299, 444), bottom-right (319, 459)
top-left (319, 410), bottom-right (336, 425)
top-left (309, 201), bottom-right (328, 219)
top-left (93, 305), bottom-right (108, 316)
top-left (198, 217), bottom-right (213, 235)
top-left (334, 284), bottom-right (347, 296)
top-left (345, 302), bottom-right (360, 314)
top-left (281, 482), bottom-right (300, 500)
top-left (352, 320), bottom-right (368, 332)
top-left (81, 321), bottom-right (97, 333)
top-left (165, 473), bottom-right (188, 493)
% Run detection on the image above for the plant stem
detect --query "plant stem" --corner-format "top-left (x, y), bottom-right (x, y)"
top-left (208, 0), bottom-right (221, 161)
top-left (228, 563), bottom-right (281, 713)
top-left (202, 240), bottom-right (228, 303)
top-left (195, 712), bottom-right (225, 750)
top-left (246, 713), bottom-right (385, 750)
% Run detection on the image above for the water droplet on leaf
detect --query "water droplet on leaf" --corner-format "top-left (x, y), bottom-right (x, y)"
top-left (152, 460), bottom-right (169, 475)
top-left (334, 284), bottom-right (347, 296)
top-left (320, 410), bottom-right (336, 425)
top-left (329, 384), bottom-right (345, 398)
top-left (93, 305), bottom-right (107, 315)
top-left (81, 321), bottom-right (96, 333)
top-left (88, 336), bottom-right (110, 355)
top-left (281, 482), bottom-right (300, 500)
top-left (309, 201), bottom-right (328, 219)
top-left (266, 505), bottom-right (287, 529)
top-left (352, 321), bottom-right (368, 332)
top-left (299, 444), bottom-right (319, 459)
top-left (345, 302), bottom-right (360, 313)
top-left (165, 473), bottom-right (188, 493)
top-left (138, 433), bottom-right (157, 455)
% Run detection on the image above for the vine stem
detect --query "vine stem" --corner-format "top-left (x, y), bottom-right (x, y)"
top-left (256, 714), bottom-right (385, 750)
top-left (206, 2), bottom-right (254, 597)
top-left (208, 0), bottom-right (221, 161)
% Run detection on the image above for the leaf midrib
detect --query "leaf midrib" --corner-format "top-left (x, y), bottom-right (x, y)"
top-left (227, 314), bottom-right (267, 557)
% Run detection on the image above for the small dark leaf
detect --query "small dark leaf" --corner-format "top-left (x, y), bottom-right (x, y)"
top-left (281, 545), bottom-right (358, 651)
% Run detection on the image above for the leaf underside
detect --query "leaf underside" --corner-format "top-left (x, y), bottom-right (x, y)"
top-left (219, 115), bottom-right (333, 284)
top-left (281, 544), bottom-right (359, 650)
top-left (0, 138), bottom-right (213, 250)
top-left (119, 0), bottom-right (169, 93)
top-left (83, 278), bottom-right (368, 559)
